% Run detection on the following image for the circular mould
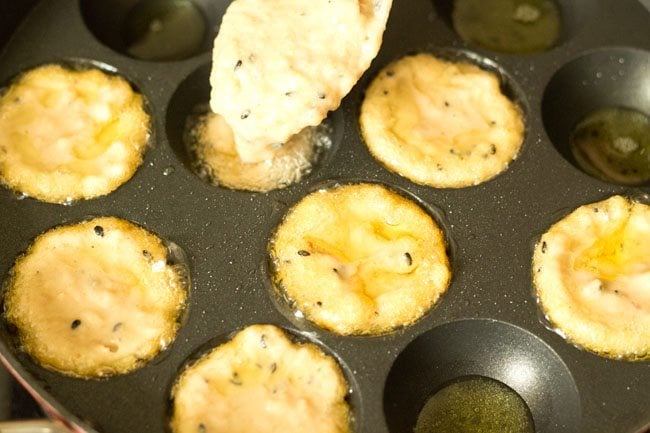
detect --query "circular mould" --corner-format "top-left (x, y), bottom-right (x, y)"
top-left (571, 107), bottom-right (650, 186)
top-left (533, 195), bottom-right (650, 361)
top-left (452, 0), bottom-right (561, 54)
top-left (359, 51), bottom-right (526, 188)
top-left (169, 324), bottom-right (355, 433)
top-left (167, 64), bottom-right (341, 192)
top-left (80, 0), bottom-right (223, 61)
top-left (0, 62), bottom-right (151, 204)
top-left (2, 216), bottom-right (189, 378)
top-left (269, 182), bottom-right (452, 336)
top-left (542, 47), bottom-right (650, 186)
top-left (384, 319), bottom-right (581, 433)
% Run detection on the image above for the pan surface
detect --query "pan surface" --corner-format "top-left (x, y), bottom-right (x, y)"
top-left (1, 1), bottom-right (649, 433)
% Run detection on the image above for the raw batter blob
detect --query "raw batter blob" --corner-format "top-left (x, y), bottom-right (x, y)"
top-left (209, 0), bottom-right (392, 162)
top-left (185, 108), bottom-right (332, 192)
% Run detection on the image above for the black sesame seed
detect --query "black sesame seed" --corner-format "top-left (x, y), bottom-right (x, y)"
top-left (71, 319), bottom-right (82, 330)
top-left (541, 241), bottom-right (547, 253)
top-left (297, 250), bottom-right (311, 257)
top-left (142, 250), bottom-right (152, 260)
top-left (113, 322), bottom-right (123, 332)
top-left (594, 208), bottom-right (600, 213)
top-left (241, 110), bottom-right (250, 119)
top-left (270, 362), bottom-right (277, 373)
top-left (318, 92), bottom-right (326, 99)
top-left (316, 301), bottom-right (323, 307)
top-left (260, 334), bottom-right (267, 349)
top-left (285, 91), bottom-right (293, 96)
top-left (490, 144), bottom-right (497, 155)
top-left (230, 372), bottom-right (243, 386)
top-left (333, 268), bottom-right (339, 274)
top-left (404, 252), bottom-right (413, 266)
top-left (198, 423), bottom-right (207, 433)
top-left (234, 59), bottom-right (243, 70)
top-left (444, 101), bottom-right (450, 107)
top-left (94, 226), bottom-right (104, 237)
top-left (383, 90), bottom-right (389, 96)
top-left (386, 70), bottom-right (395, 77)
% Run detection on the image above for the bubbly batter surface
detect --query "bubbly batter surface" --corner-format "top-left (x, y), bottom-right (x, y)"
top-left (4, 217), bottom-right (188, 377)
top-left (185, 109), bottom-right (331, 192)
top-left (271, 183), bottom-right (451, 335)
top-left (533, 195), bottom-right (650, 360)
top-left (0, 65), bottom-right (150, 203)
top-left (360, 53), bottom-right (524, 188)
top-left (171, 324), bottom-right (351, 433)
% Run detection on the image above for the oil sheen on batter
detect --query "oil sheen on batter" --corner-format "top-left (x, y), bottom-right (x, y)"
top-left (0, 65), bottom-right (150, 203)
top-left (270, 183), bottom-right (451, 335)
top-left (170, 324), bottom-right (351, 433)
top-left (185, 109), bottom-right (331, 192)
top-left (210, 0), bottom-right (392, 162)
top-left (533, 195), bottom-right (650, 360)
top-left (360, 54), bottom-right (525, 188)
top-left (4, 217), bottom-right (188, 378)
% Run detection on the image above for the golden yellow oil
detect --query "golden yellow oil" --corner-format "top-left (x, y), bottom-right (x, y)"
top-left (415, 376), bottom-right (534, 433)
top-left (123, 0), bottom-right (206, 61)
top-left (571, 107), bottom-right (650, 185)
top-left (452, 0), bottom-right (561, 53)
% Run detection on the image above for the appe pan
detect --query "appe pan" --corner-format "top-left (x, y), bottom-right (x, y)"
top-left (0, 1), bottom-right (649, 433)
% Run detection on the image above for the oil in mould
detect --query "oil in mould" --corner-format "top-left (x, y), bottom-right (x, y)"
top-left (415, 375), bottom-right (534, 433)
top-left (122, 0), bottom-right (207, 61)
top-left (183, 104), bottom-right (333, 192)
top-left (571, 107), bottom-right (650, 185)
top-left (452, 0), bottom-right (561, 54)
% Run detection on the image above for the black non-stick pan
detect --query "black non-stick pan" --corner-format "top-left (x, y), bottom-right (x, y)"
top-left (0, 1), bottom-right (649, 432)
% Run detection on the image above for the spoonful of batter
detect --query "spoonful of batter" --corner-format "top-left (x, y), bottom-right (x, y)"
top-left (209, 0), bottom-right (392, 163)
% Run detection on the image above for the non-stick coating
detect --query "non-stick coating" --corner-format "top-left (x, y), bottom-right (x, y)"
top-left (0, 1), bottom-right (649, 433)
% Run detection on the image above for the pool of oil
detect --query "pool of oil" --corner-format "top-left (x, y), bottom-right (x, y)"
top-left (414, 375), bottom-right (535, 433)
top-left (452, 0), bottom-right (561, 53)
top-left (571, 107), bottom-right (650, 185)
top-left (122, 0), bottom-right (207, 61)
